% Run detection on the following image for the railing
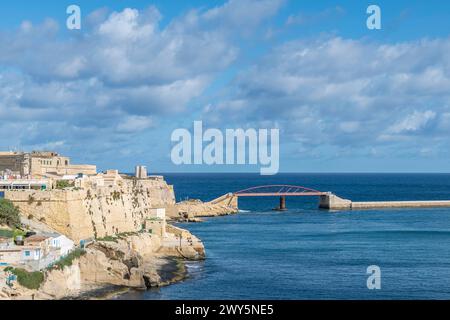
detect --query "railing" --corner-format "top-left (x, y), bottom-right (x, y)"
top-left (234, 185), bottom-right (327, 197)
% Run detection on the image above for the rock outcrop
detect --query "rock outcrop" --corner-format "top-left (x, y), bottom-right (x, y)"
top-left (172, 193), bottom-right (239, 221)
top-left (2, 228), bottom-right (205, 300)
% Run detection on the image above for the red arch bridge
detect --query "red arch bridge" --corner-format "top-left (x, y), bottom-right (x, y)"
top-left (233, 185), bottom-right (329, 211)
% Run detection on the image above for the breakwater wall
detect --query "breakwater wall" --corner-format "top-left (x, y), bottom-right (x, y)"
top-left (319, 193), bottom-right (450, 210)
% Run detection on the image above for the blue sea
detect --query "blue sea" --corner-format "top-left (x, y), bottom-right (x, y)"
top-left (119, 173), bottom-right (450, 300)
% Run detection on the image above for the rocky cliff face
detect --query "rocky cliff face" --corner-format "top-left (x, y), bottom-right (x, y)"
top-left (2, 230), bottom-right (205, 300)
top-left (173, 193), bottom-right (239, 221)
top-left (1, 175), bottom-right (217, 300)
top-left (6, 178), bottom-right (176, 242)
top-left (42, 230), bottom-right (204, 299)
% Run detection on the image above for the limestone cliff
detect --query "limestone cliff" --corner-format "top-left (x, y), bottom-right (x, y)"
top-left (2, 230), bottom-right (205, 300)
top-left (173, 193), bottom-right (239, 221)
top-left (5, 177), bottom-right (176, 242)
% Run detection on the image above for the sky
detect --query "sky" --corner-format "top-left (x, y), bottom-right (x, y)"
top-left (1, 0), bottom-right (450, 173)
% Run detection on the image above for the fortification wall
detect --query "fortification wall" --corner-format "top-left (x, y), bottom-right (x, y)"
top-left (5, 178), bottom-right (176, 242)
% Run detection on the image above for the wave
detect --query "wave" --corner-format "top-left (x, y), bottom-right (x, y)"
top-left (186, 264), bottom-right (202, 270)
top-left (239, 209), bottom-right (251, 213)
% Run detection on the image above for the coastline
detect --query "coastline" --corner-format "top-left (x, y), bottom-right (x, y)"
top-left (1, 227), bottom-right (205, 300)
top-left (0, 168), bottom-right (214, 301)
top-left (71, 257), bottom-right (189, 300)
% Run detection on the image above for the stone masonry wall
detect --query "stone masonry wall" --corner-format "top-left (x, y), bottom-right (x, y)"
top-left (5, 178), bottom-right (176, 242)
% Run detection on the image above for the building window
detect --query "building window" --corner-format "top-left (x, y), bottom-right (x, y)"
top-left (65, 160), bottom-right (68, 166)
top-left (24, 251), bottom-right (30, 257)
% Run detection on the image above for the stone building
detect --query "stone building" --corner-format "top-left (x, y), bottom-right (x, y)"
top-left (0, 151), bottom-right (96, 178)
top-left (0, 233), bottom-right (75, 271)
top-left (135, 166), bottom-right (148, 179)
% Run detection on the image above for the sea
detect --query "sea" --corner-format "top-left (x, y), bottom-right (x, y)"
top-left (118, 173), bottom-right (450, 300)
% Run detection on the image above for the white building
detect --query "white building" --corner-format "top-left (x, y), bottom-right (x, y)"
top-left (51, 235), bottom-right (74, 256)
top-left (149, 208), bottom-right (166, 220)
top-left (0, 233), bottom-right (75, 271)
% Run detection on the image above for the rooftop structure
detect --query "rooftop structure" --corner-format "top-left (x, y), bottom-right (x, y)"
top-left (0, 151), bottom-right (96, 178)
top-left (0, 179), bottom-right (50, 191)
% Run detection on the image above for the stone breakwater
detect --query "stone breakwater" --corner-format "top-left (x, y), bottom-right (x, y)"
top-left (319, 193), bottom-right (450, 210)
top-left (172, 193), bottom-right (239, 221)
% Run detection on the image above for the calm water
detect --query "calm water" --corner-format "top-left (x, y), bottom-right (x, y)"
top-left (119, 173), bottom-right (450, 300)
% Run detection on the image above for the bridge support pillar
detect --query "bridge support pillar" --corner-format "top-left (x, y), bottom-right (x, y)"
top-left (274, 196), bottom-right (287, 211)
top-left (280, 196), bottom-right (286, 210)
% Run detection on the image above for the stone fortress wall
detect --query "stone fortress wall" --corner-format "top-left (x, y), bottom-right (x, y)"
top-left (5, 177), bottom-right (176, 242)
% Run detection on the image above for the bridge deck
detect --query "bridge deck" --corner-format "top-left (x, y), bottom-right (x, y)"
top-left (235, 192), bottom-right (327, 197)
top-left (233, 185), bottom-right (328, 198)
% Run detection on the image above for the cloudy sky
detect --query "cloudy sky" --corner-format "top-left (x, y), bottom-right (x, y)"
top-left (1, 0), bottom-right (450, 173)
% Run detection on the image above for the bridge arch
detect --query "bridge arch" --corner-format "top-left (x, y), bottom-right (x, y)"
top-left (232, 185), bottom-right (328, 211)
top-left (233, 185), bottom-right (327, 197)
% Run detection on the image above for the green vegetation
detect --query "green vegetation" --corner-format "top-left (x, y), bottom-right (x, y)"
top-left (13, 229), bottom-right (26, 241)
top-left (117, 231), bottom-right (139, 238)
top-left (27, 195), bottom-right (35, 205)
top-left (96, 232), bottom-right (140, 243)
top-left (0, 199), bottom-right (21, 228)
top-left (147, 217), bottom-right (162, 221)
top-left (96, 235), bottom-right (119, 243)
top-left (0, 229), bottom-right (14, 238)
top-left (111, 191), bottom-right (121, 201)
top-left (49, 248), bottom-right (86, 271)
top-left (6, 268), bottom-right (44, 290)
top-left (56, 180), bottom-right (74, 189)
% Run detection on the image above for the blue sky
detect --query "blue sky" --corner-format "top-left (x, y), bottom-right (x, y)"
top-left (1, 0), bottom-right (450, 173)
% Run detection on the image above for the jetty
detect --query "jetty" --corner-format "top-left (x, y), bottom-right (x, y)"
top-left (230, 185), bottom-right (450, 211)
top-left (318, 193), bottom-right (450, 210)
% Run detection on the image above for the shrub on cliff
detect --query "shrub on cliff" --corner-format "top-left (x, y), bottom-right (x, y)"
top-left (56, 180), bottom-right (74, 189)
top-left (8, 268), bottom-right (44, 290)
top-left (49, 248), bottom-right (86, 271)
top-left (0, 229), bottom-right (14, 238)
top-left (96, 235), bottom-right (118, 243)
top-left (0, 199), bottom-right (21, 228)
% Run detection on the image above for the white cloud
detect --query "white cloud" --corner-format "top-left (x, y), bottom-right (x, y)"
top-left (117, 116), bottom-right (153, 133)
top-left (204, 36), bottom-right (450, 156)
top-left (386, 110), bottom-right (436, 134)
top-left (203, 0), bottom-right (284, 33)
top-left (286, 6), bottom-right (345, 26)
top-left (0, 1), bottom-right (282, 153)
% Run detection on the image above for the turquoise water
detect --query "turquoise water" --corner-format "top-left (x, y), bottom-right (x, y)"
top-left (119, 174), bottom-right (450, 300)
